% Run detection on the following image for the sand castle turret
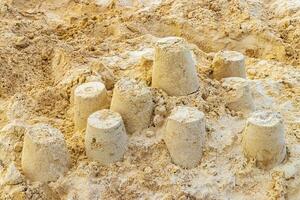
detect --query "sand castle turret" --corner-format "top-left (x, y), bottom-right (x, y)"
top-left (110, 78), bottom-right (153, 134)
top-left (164, 106), bottom-right (206, 168)
top-left (242, 111), bottom-right (286, 169)
top-left (152, 37), bottom-right (200, 96)
top-left (74, 82), bottom-right (108, 131)
top-left (21, 124), bottom-right (70, 182)
top-left (85, 110), bottom-right (128, 165)
top-left (221, 77), bottom-right (254, 114)
top-left (212, 51), bottom-right (246, 80)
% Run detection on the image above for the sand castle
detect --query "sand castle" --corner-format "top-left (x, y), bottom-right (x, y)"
top-left (74, 40), bottom-right (284, 172)
top-left (21, 37), bottom-right (285, 174)
top-left (2, 1), bottom-right (299, 198)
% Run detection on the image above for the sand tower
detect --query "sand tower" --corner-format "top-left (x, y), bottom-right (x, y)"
top-left (164, 106), bottom-right (206, 168)
top-left (152, 37), bottom-right (200, 96)
top-left (74, 81), bottom-right (108, 131)
top-left (21, 124), bottom-right (70, 182)
top-left (110, 78), bottom-right (153, 134)
top-left (242, 111), bottom-right (286, 169)
top-left (85, 109), bottom-right (128, 165)
top-left (221, 77), bottom-right (255, 114)
top-left (212, 51), bottom-right (246, 80)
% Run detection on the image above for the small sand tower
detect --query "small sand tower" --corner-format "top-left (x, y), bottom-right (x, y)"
top-left (85, 110), bottom-right (128, 165)
top-left (221, 77), bottom-right (255, 115)
top-left (21, 124), bottom-right (70, 182)
top-left (152, 37), bottom-right (200, 96)
top-left (164, 106), bottom-right (206, 168)
top-left (242, 111), bottom-right (286, 169)
top-left (74, 82), bottom-right (108, 131)
top-left (110, 78), bottom-right (153, 134)
top-left (212, 51), bottom-right (246, 80)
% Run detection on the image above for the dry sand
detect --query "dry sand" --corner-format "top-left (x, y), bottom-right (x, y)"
top-left (0, 0), bottom-right (299, 199)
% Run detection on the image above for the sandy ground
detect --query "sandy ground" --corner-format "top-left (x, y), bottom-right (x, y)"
top-left (0, 0), bottom-right (299, 199)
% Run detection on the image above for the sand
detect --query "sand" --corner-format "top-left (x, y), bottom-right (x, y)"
top-left (0, 0), bottom-right (299, 199)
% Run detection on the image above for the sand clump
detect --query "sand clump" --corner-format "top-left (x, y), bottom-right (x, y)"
top-left (0, 0), bottom-right (299, 200)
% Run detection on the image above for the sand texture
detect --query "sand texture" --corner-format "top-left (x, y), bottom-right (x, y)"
top-left (0, 0), bottom-right (299, 199)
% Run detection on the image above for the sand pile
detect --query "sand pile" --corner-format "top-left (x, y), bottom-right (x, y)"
top-left (0, 0), bottom-right (299, 199)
